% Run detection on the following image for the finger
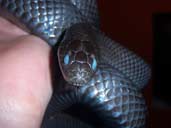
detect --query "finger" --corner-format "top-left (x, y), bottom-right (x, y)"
top-left (0, 35), bottom-right (52, 128)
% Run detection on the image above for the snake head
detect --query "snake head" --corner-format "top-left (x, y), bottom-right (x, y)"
top-left (58, 39), bottom-right (98, 86)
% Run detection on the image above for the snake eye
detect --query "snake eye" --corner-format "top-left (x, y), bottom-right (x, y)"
top-left (92, 58), bottom-right (97, 70)
top-left (64, 54), bottom-right (70, 65)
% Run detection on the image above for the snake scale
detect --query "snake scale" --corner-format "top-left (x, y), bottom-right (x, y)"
top-left (0, 0), bottom-right (151, 128)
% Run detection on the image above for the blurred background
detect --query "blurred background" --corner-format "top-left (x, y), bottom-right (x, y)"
top-left (98, 0), bottom-right (171, 128)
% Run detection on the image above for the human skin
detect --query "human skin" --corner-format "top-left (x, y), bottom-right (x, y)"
top-left (0, 17), bottom-right (52, 128)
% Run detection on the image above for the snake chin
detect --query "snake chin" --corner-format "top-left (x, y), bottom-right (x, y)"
top-left (68, 71), bottom-right (92, 86)
top-left (60, 61), bottom-right (94, 86)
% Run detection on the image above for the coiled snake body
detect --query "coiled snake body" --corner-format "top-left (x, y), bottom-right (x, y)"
top-left (0, 0), bottom-right (151, 128)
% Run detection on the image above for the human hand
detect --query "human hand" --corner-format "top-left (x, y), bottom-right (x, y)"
top-left (0, 17), bottom-right (52, 128)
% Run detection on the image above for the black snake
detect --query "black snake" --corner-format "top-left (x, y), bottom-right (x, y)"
top-left (0, 0), bottom-right (151, 128)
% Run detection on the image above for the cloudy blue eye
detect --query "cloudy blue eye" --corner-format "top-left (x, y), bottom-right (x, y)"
top-left (64, 54), bottom-right (70, 65)
top-left (92, 58), bottom-right (97, 70)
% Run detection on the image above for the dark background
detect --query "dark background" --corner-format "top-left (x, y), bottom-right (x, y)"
top-left (97, 0), bottom-right (171, 128)
top-left (153, 13), bottom-right (171, 106)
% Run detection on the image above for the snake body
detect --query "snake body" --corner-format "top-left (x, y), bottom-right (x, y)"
top-left (0, 0), bottom-right (151, 128)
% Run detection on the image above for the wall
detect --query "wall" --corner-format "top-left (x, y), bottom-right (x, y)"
top-left (98, 0), bottom-right (171, 127)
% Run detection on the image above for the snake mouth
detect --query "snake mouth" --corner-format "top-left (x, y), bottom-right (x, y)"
top-left (63, 63), bottom-right (93, 86)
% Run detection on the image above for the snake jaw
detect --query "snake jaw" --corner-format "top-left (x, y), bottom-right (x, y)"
top-left (63, 62), bottom-right (93, 86)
